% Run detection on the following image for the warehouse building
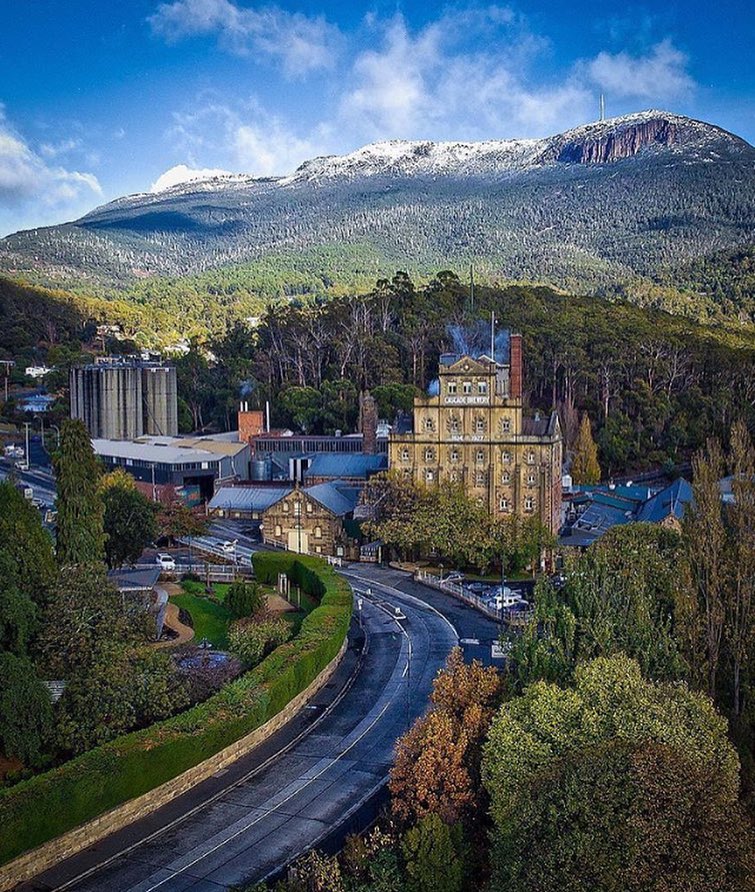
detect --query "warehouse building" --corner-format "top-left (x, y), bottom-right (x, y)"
top-left (94, 435), bottom-right (249, 501)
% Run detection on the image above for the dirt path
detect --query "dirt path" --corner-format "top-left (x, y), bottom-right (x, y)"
top-left (155, 585), bottom-right (194, 648)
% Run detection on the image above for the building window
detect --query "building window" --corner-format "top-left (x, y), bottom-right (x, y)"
top-left (478, 381), bottom-right (488, 394)
top-left (425, 447), bottom-right (435, 462)
top-left (501, 471), bottom-right (510, 484)
top-left (336, 546), bottom-right (344, 557)
top-left (283, 502), bottom-right (290, 513)
top-left (274, 524), bottom-right (282, 536)
top-left (463, 381), bottom-right (472, 394)
top-left (306, 501), bottom-right (313, 513)
top-left (527, 472), bottom-right (536, 485)
top-left (450, 470), bottom-right (458, 482)
top-left (476, 450), bottom-right (485, 463)
top-left (449, 416), bottom-right (460, 433)
top-left (475, 471), bottom-right (485, 486)
top-left (426, 469), bottom-right (435, 482)
top-left (499, 497), bottom-right (509, 511)
top-left (447, 381), bottom-right (457, 395)
top-left (502, 450), bottom-right (511, 463)
top-left (475, 417), bottom-right (486, 433)
top-left (525, 497), bottom-right (534, 511)
top-left (315, 525), bottom-right (322, 538)
top-left (425, 417), bottom-right (435, 432)
top-left (501, 417), bottom-right (511, 433)
top-left (450, 449), bottom-right (459, 463)
top-left (294, 500), bottom-right (302, 517)
top-left (401, 448), bottom-right (410, 462)
top-left (527, 451), bottom-right (536, 464)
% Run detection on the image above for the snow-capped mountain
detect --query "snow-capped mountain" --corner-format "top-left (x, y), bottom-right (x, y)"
top-left (1, 110), bottom-right (753, 310)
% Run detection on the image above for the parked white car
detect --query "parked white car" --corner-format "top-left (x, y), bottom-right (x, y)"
top-left (156, 553), bottom-right (176, 571)
top-left (220, 540), bottom-right (237, 554)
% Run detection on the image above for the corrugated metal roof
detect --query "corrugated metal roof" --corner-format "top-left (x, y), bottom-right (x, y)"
top-left (93, 436), bottom-right (246, 464)
top-left (304, 452), bottom-right (387, 480)
top-left (305, 481), bottom-right (360, 516)
top-left (209, 485), bottom-right (292, 512)
top-left (636, 478), bottom-right (693, 524)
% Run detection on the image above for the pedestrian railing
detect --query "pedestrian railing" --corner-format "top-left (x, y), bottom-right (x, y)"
top-left (413, 569), bottom-right (535, 626)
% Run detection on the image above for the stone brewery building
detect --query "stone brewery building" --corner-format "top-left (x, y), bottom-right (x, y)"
top-left (388, 332), bottom-right (562, 536)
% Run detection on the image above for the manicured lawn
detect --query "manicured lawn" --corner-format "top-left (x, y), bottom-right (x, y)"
top-left (169, 591), bottom-right (233, 649)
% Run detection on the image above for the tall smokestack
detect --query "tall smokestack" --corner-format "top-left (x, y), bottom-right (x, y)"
top-left (510, 333), bottom-right (523, 400)
top-left (359, 391), bottom-right (379, 455)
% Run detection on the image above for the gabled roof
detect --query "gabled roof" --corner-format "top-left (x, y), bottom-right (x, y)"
top-left (208, 485), bottom-right (293, 512)
top-left (305, 481), bottom-right (360, 516)
top-left (438, 354), bottom-right (492, 374)
top-left (522, 411), bottom-right (560, 438)
top-left (304, 452), bottom-right (388, 480)
top-left (636, 478), bottom-right (693, 524)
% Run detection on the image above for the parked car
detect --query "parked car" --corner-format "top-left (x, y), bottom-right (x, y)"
top-left (444, 571), bottom-right (464, 584)
top-left (220, 540), bottom-right (237, 554)
top-left (156, 553), bottom-right (176, 571)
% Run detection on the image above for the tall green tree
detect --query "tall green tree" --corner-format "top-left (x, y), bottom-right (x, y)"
top-left (53, 419), bottom-right (105, 566)
top-left (571, 413), bottom-right (601, 484)
top-left (0, 480), bottom-right (56, 607)
top-left (100, 470), bottom-right (157, 568)
top-left (0, 652), bottom-right (52, 765)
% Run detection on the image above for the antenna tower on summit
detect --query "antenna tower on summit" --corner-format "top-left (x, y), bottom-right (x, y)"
top-left (600, 93), bottom-right (606, 121)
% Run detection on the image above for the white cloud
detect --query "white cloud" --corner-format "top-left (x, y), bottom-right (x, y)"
top-left (39, 137), bottom-right (83, 158)
top-left (166, 99), bottom-right (328, 178)
top-left (149, 0), bottom-right (341, 76)
top-left (151, 163), bottom-right (232, 191)
top-left (586, 39), bottom-right (694, 100)
top-left (339, 12), bottom-right (593, 141)
top-left (0, 104), bottom-right (102, 208)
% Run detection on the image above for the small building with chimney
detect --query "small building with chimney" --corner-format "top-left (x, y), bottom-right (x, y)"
top-left (388, 331), bottom-right (563, 537)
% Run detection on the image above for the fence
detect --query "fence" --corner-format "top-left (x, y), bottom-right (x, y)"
top-left (413, 569), bottom-right (535, 626)
top-left (135, 562), bottom-right (253, 581)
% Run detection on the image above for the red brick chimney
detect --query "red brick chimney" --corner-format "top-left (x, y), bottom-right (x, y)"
top-left (510, 334), bottom-right (523, 400)
top-left (238, 406), bottom-right (264, 443)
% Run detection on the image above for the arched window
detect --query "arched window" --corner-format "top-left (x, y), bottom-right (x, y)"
top-left (425, 447), bottom-right (435, 462)
top-left (475, 471), bottom-right (485, 485)
top-left (306, 501), bottom-right (313, 513)
top-left (274, 524), bottom-right (282, 536)
top-left (499, 497), bottom-right (509, 511)
top-left (478, 381), bottom-right (488, 394)
top-left (314, 525), bottom-right (322, 538)
top-left (500, 417), bottom-right (511, 433)
top-left (450, 449), bottom-right (459, 463)
top-left (426, 469), bottom-right (435, 482)
top-left (476, 450), bottom-right (485, 463)
top-left (527, 472), bottom-right (536, 485)
top-left (425, 417), bottom-right (435, 432)
top-left (401, 448), bottom-right (410, 462)
top-left (283, 502), bottom-right (290, 513)
top-left (449, 416), bottom-right (460, 433)
top-left (525, 497), bottom-right (534, 511)
top-left (502, 450), bottom-right (511, 464)
top-left (501, 471), bottom-right (510, 484)
top-left (527, 451), bottom-right (536, 464)
top-left (475, 417), bottom-right (486, 434)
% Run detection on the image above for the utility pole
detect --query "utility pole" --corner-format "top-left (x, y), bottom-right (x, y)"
top-left (23, 422), bottom-right (31, 469)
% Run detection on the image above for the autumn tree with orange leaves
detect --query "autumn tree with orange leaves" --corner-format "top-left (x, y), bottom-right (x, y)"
top-left (389, 649), bottom-right (502, 827)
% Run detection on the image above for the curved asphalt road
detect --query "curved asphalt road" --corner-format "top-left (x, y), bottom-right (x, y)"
top-left (19, 565), bottom-right (497, 892)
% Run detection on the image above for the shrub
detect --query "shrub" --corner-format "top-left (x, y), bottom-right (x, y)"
top-left (226, 580), bottom-right (264, 619)
top-left (229, 612), bottom-right (291, 666)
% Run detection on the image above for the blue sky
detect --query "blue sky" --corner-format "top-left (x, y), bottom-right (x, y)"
top-left (0, 0), bottom-right (753, 236)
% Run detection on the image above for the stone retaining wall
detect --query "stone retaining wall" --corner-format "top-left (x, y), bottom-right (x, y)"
top-left (0, 638), bottom-right (348, 892)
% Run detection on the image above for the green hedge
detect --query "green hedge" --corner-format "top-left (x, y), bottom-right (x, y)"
top-left (0, 552), bottom-right (352, 866)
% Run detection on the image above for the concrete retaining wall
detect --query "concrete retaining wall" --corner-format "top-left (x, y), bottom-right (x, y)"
top-left (0, 638), bottom-right (348, 892)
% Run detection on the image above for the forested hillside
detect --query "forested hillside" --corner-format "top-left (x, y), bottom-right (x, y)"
top-left (1, 111), bottom-right (754, 325)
